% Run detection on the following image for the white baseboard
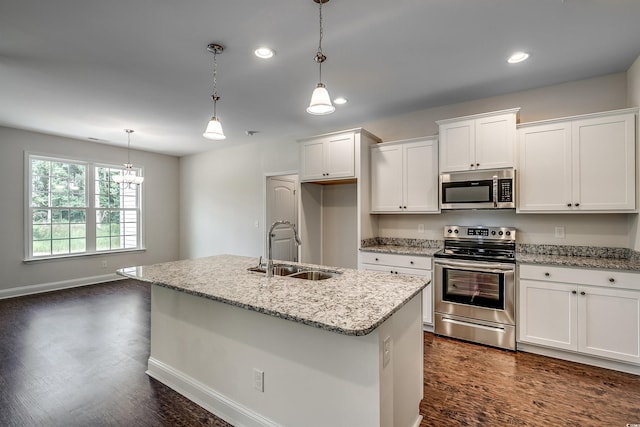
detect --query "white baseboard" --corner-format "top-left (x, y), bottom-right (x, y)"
top-left (517, 342), bottom-right (640, 376)
top-left (0, 273), bottom-right (123, 300)
top-left (146, 357), bottom-right (281, 427)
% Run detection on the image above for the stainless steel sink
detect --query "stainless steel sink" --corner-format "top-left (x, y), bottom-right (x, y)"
top-left (247, 263), bottom-right (340, 280)
top-left (287, 270), bottom-right (338, 280)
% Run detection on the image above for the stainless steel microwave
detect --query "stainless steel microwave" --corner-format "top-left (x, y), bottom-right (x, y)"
top-left (440, 168), bottom-right (515, 210)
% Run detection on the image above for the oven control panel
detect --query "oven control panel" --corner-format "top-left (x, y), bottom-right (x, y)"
top-left (443, 225), bottom-right (516, 242)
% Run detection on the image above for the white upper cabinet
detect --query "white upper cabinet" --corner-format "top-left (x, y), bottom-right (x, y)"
top-left (300, 131), bottom-right (355, 182)
top-left (371, 137), bottom-right (439, 213)
top-left (518, 109), bottom-right (637, 213)
top-left (437, 109), bottom-right (519, 172)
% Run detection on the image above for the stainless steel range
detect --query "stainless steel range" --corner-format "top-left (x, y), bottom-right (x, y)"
top-left (433, 225), bottom-right (516, 350)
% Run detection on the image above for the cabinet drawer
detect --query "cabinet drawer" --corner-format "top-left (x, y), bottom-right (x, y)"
top-left (519, 264), bottom-right (640, 291)
top-left (360, 251), bottom-right (432, 270)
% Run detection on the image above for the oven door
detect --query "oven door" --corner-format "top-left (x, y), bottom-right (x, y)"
top-left (434, 258), bottom-right (515, 325)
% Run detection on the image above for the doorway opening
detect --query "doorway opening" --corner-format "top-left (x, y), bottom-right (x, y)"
top-left (265, 173), bottom-right (299, 263)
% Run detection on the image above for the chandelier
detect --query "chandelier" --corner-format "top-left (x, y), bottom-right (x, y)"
top-left (113, 129), bottom-right (144, 189)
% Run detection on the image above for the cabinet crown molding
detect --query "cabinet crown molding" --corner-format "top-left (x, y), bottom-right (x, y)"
top-left (517, 107), bottom-right (639, 129)
top-left (435, 107), bottom-right (521, 125)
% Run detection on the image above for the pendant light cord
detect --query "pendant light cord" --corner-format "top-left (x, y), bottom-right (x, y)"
top-left (212, 49), bottom-right (218, 117)
top-left (316, 0), bottom-right (325, 83)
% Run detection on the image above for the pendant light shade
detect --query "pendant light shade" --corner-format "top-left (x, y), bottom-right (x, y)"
top-left (307, 0), bottom-right (334, 115)
top-left (203, 43), bottom-right (226, 140)
top-left (203, 115), bottom-right (226, 140)
top-left (307, 83), bottom-right (335, 115)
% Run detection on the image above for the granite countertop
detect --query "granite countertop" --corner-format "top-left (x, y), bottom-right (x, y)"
top-left (360, 238), bottom-right (640, 272)
top-left (359, 245), bottom-right (441, 257)
top-left (117, 254), bottom-right (428, 336)
top-left (516, 244), bottom-right (640, 272)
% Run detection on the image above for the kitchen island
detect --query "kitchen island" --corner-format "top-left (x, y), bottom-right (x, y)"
top-left (118, 254), bottom-right (428, 427)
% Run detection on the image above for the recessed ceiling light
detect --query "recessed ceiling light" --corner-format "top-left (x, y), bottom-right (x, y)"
top-left (333, 97), bottom-right (348, 105)
top-left (507, 51), bottom-right (530, 64)
top-left (254, 47), bottom-right (275, 59)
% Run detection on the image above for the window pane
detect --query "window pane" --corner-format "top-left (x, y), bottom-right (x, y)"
top-left (70, 238), bottom-right (86, 253)
top-left (70, 224), bottom-right (85, 238)
top-left (52, 239), bottom-right (69, 255)
top-left (96, 237), bottom-right (110, 251)
top-left (33, 240), bottom-right (51, 256)
top-left (33, 224), bottom-right (51, 240)
top-left (110, 236), bottom-right (121, 249)
top-left (33, 209), bottom-right (50, 224)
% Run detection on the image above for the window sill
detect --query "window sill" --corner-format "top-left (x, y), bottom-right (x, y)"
top-left (23, 248), bottom-right (147, 264)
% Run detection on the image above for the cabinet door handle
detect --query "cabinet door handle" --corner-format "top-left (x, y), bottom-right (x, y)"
top-left (567, 203), bottom-right (572, 207)
top-left (575, 203), bottom-right (580, 207)
top-left (403, 206), bottom-right (407, 209)
top-left (476, 163), bottom-right (480, 167)
top-left (399, 205), bottom-right (402, 209)
top-left (571, 290), bottom-right (577, 294)
top-left (470, 163), bottom-right (474, 167)
top-left (580, 291), bottom-right (586, 296)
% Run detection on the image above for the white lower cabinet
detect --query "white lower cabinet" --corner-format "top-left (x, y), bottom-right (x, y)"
top-left (360, 252), bottom-right (433, 325)
top-left (519, 264), bottom-right (640, 365)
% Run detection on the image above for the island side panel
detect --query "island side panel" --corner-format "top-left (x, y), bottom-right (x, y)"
top-left (377, 294), bottom-right (424, 427)
top-left (148, 284), bottom-right (388, 427)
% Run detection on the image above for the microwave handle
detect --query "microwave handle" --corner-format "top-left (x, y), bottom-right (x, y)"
top-left (493, 175), bottom-right (498, 207)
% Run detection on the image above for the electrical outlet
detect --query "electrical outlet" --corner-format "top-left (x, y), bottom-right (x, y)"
top-left (253, 368), bottom-right (264, 392)
top-left (101, 260), bottom-right (108, 269)
top-left (418, 224), bottom-right (425, 233)
top-left (383, 337), bottom-right (391, 367)
top-left (554, 226), bottom-right (565, 239)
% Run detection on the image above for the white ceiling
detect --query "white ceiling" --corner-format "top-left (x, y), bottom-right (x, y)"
top-left (1, 0), bottom-right (640, 157)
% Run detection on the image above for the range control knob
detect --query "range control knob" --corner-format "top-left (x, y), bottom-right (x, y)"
top-left (447, 229), bottom-right (453, 234)
top-left (506, 231), bottom-right (511, 236)
top-left (491, 231), bottom-right (496, 235)
top-left (454, 229), bottom-right (459, 234)
top-left (498, 231), bottom-right (504, 236)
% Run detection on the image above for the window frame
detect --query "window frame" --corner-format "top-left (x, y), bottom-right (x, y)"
top-left (24, 152), bottom-right (145, 262)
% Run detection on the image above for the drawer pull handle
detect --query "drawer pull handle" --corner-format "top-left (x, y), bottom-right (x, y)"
top-left (608, 278), bottom-right (615, 283)
top-left (375, 258), bottom-right (379, 261)
top-left (410, 261), bottom-right (414, 265)
top-left (544, 272), bottom-right (550, 277)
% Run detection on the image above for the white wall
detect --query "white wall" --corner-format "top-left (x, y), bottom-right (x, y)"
top-left (179, 139), bottom-right (299, 259)
top-left (180, 72), bottom-right (635, 258)
top-left (0, 126), bottom-right (180, 293)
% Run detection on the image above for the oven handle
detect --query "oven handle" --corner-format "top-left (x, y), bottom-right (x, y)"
top-left (434, 258), bottom-right (514, 273)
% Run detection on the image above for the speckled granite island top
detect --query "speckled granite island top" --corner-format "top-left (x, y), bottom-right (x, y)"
top-left (117, 254), bottom-right (429, 336)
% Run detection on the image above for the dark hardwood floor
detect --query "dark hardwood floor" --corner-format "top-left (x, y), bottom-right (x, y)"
top-left (1, 279), bottom-right (639, 426)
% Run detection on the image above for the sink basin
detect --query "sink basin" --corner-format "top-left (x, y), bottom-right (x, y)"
top-left (247, 263), bottom-right (340, 280)
top-left (287, 270), bottom-right (338, 281)
top-left (247, 263), bottom-right (306, 276)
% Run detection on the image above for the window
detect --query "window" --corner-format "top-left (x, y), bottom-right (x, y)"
top-left (27, 154), bottom-right (143, 260)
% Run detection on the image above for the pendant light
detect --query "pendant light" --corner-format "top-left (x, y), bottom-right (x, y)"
top-left (113, 129), bottom-right (144, 188)
top-left (307, 0), bottom-right (335, 115)
top-left (203, 43), bottom-right (226, 140)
